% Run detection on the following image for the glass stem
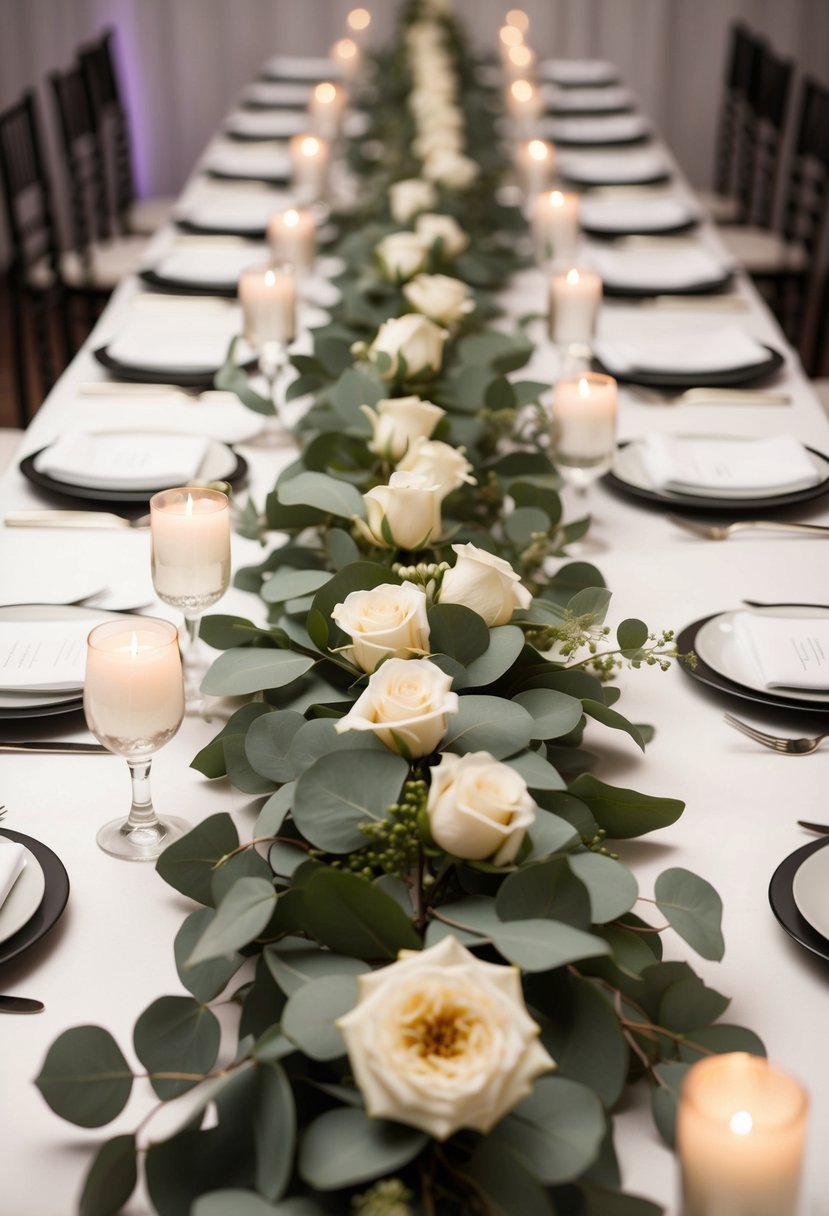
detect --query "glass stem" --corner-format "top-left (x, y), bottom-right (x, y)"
top-left (183, 612), bottom-right (203, 698)
top-left (125, 759), bottom-right (157, 830)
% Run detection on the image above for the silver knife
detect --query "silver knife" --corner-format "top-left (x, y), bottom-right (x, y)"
top-left (797, 820), bottom-right (829, 834)
top-left (0, 741), bottom-right (111, 755)
top-left (5, 511), bottom-right (149, 529)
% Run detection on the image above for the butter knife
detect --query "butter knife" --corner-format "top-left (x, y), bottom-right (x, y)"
top-left (0, 996), bottom-right (44, 1014)
top-left (0, 741), bottom-right (111, 754)
top-left (797, 820), bottom-right (829, 834)
top-left (5, 511), bottom-right (150, 529)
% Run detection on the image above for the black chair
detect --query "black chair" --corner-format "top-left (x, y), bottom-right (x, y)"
top-left (0, 92), bottom-right (71, 421)
top-left (78, 28), bottom-right (172, 236)
top-left (741, 42), bottom-right (794, 228)
top-left (701, 23), bottom-right (766, 224)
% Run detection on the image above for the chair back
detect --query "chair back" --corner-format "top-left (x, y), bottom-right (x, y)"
top-left (78, 29), bottom-right (135, 230)
top-left (713, 23), bottom-right (764, 202)
top-left (50, 61), bottom-right (113, 252)
top-left (744, 44), bottom-right (793, 227)
top-left (790, 80), bottom-right (829, 375)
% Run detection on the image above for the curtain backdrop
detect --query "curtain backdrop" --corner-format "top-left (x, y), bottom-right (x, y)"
top-left (1, 0), bottom-right (828, 268)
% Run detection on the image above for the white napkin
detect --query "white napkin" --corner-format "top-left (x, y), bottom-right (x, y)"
top-left (588, 245), bottom-right (729, 291)
top-left (545, 114), bottom-right (650, 144)
top-left (580, 195), bottom-right (695, 233)
top-left (242, 80), bottom-right (312, 107)
top-left (107, 312), bottom-right (243, 372)
top-left (0, 618), bottom-right (101, 690)
top-left (0, 844), bottom-right (26, 908)
top-left (593, 328), bottom-right (769, 375)
top-left (558, 149), bottom-right (669, 184)
top-left (176, 191), bottom-right (293, 233)
top-left (35, 431), bottom-right (211, 490)
top-left (544, 85), bottom-right (634, 113)
top-left (734, 613), bottom-right (829, 691)
top-left (206, 143), bottom-right (292, 180)
top-left (225, 110), bottom-right (308, 139)
top-left (148, 243), bottom-right (270, 288)
top-left (261, 55), bottom-right (340, 81)
top-left (541, 59), bottom-right (617, 85)
top-left (639, 433), bottom-right (819, 493)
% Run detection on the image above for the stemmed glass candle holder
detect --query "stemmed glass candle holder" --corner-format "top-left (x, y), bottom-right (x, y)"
top-left (549, 265), bottom-right (602, 369)
top-left (677, 1054), bottom-right (808, 1216)
top-left (267, 208), bottom-right (316, 276)
top-left (238, 261), bottom-right (297, 428)
top-left (516, 139), bottom-right (555, 205)
top-left (289, 133), bottom-right (331, 204)
top-left (309, 81), bottom-right (347, 143)
top-left (533, 190), bottom-right (580, 268)
top-left (331, 37), bottom-right (360, 82)
top-left (84, 617), bottom-right (186, 861)
top-left (507, 79), bottom-right (542, 139)
top-left (150, 487), bottom-right (231, 711)
top-left (550, 373), bottom-right (617, 551)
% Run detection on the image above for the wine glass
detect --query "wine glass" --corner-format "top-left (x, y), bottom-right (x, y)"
top-left (549, 372), bottom-right (618, 554)
top-left (548, 265), bottom-right (602, 376)
top-left (238, 261), bottom-right (297, 441)
top-left (84, 616), bottom-right (187, 861)
top-left (150, 486), bottom-right (231, 712)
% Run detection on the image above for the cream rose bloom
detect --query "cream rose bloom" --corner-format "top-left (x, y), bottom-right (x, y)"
top-left (397, 437), bottom-right (475, 501)
top-left (360, 395), bottom-right (445, 462)
top-left (334, 657), bottom-right (458, 756)
top-left (403, 273), bottom-right (474, 328)
top-left (422, 149), bottom-right (480, 190)
top-left (368, 314), bottom-right (448, 381)
top-left (376, 231), bottom-right (429, 282)
top-left (440, 542), bottom-right (532, 626)
top-left (389, 178), bottom-right (438, 225)
top-left (331, 583), bottom-right (430, 673)
top-left (413, 129), bottom-right (463, 161)
top-left (427, 751), bottom-right (537, 865)
top-left (359, 471), bottom-right (442, 551)
top-left (337, 936), bottom-right (555, 1140)
top-left (414, 213), bottom-right (469, 259)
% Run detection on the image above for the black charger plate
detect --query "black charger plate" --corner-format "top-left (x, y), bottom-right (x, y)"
top-left (769, 837), bottom-right (829, 963)
top-left (602, 270), bottom-right (733, 298)
top-left (94, 345), bottom-right (223, 388)
top-left (593, 344), bottom-right (784, 389)
top-left (0, 829), bottom-right (70, 967)
top-left (205, 168), bottom-right (290, 187)
top-left (138, 268), bottom-right (239, 299)
top-left (175, 218), bottom-right (268, 239)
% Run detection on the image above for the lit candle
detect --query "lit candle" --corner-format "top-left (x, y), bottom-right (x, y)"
top-left (505, 43), bottom-right (536, 79)
top-left (505, 8), bottom-right (530, 32)
top-left (84, 618), bottom-right (184, 755)
top-left (346, 7), bottom-right (371, 43)
top-left (551, 373), bottom-right (617, 465)
top-left (499, 23), bottom-right (524, 52)
top-left (267, 207), bottom-right (316, 272)
top-left (507, 78), bottom-right (541, 138)
top-left (678, 1055), bottom-right (808, 1216)
top-left (516, 138), bottom-right (555, 198)
top-left (331, 37), bottom-right (360, 82)
top-left (150, 488), bottom-right (231, 610)
top-left (238, 263), bottom-right (297, 352)
top-left (533, 190), bottom-right (580, 266)
top-left (289, 133), bottom-right (330, 203)
top-left (549, 265), bottom-right (602, 347)
top-left (309, 81), bottom-right (347, 142)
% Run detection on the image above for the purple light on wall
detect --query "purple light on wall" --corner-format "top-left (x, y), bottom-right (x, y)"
top-left (107, 13), bottom-right (150, 198)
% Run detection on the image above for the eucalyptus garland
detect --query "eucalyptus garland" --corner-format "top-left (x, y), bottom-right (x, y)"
top-left (36, 4), bottom-right (764, 1215)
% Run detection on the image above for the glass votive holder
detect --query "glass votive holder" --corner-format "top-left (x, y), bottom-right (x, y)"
top-left (289, 133), bottom-right (330, 203)
top-left (266, 208), bottom-right (316, 274)
top-left (533, 189), bottom-right (580, 268)
top-left (549, 265), bottom-right (602, 361)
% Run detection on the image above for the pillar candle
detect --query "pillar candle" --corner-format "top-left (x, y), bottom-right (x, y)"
top-left (516, 138), bottom-right (555, 198)
top-left (505, 43), bottom-right (536, 80)
top-left (290, 133), bottom-right (331, 203)
top-left (331, 37), bottom-right (361, 82)
top-left (84, 618), bottom-right (184, 754)
top-left (309, 81), bottom-right (347, 142)
top-left (549, 265), bottom-right (602, 346)
top-left (533, 189), bottom-right (580, 265)
top-left (499, 23), bottom-right (524, 62)
top-left (150, 488), bottom-right (231, 610)
top-left (239, 263), bottom-right (297, 349)
top-left (346, 7), bottom-right (371, 44)
top-left (267, 207), bottom-right (316, 271)
top-left (507, 78), bottom-right (541, 138)
top-left (678, 1054), bottom-right (808, 1216)
top-left (551, 373), bottom-right (617, 464)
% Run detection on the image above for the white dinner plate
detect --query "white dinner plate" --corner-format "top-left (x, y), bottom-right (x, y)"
top-left (0, 841), bottom-right (46, 945)
top-left (544, 85), bottom-right (634, 114)
top-left (541, 59), bottom-right (618, 87)
top-left (792, 847), bottom-right (829, 941)
top-left (225, 110), bottom-right (309, 140)
top-left (243, 80), bottom-right (313, 107)
top-left (543, 113), bottom-right (651, 144)
top-left (695, 606), bottom-right (829, 706)
top-left (579, 195), bottom-right (697, 235)
top-left (261, 55), bottom-right (340, 82)
top-left (31, 433), bottom-right (239, 492)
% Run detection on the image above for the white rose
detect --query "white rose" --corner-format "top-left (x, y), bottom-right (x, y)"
top-left (337, 936), bottom-right (555, 1140)
top-left (427, 751), bottom-right (537, 865)
top-left (422, 149), bottom-right (480, 190)
top-left (403, 273), bottom-right (474, 327)
top-left (376, 231), bottom-right (429, 282)
top-left (334, 657), bottom-right (458, 756)
top-left (368, 313), bottom-right (449, 381)
top-left (440, 542), bottom-right (532, 626)
top-left (358, 471), bottom-right (443, 551)
top-left (360, 395), bottom-right (445, 461)
top-left (414, 212), bottom-right (469, 259)
top-left (397, 437), bottom-right (475, 500)
top-left (331, 583), bottom-right (430, 673)
top-left (389, 178), bottom-right (438, 225)
top-left (413, 130), bottom-right (463, 161)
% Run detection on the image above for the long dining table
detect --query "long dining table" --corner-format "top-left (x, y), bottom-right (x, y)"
top-left (1, 47), bottom-right (828, 1216)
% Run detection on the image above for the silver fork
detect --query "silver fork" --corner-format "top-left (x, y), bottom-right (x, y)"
top-left (724, 713), bottom-right (829, 755)
top-left (669, 514), bottom-right (829, 540)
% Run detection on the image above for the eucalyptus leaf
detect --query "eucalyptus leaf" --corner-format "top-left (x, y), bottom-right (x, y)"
top-left (568, 774), bottom-right (684, 839)
top-left (35, 1026), bottom-right (133, 1128)
top-left (78, 1134), bottom-right (137, 1216)
top-left (253, 1061), bottom-right (296, 1201)
top-left (211, 846), bottom-right (273, 905)
top-left (265, 941), bottom-right (369, 997)
top-left (134, 997), bottom-right (221, 1100)
top-left (676, 1023), bottom-right (766, 1063)
top-left (654, 868), bottom-right (725, 961)
top-left (491, 1075), bottom-right (605, 1183)
top-left (155, 813), bottom-right (240, 907)
top-left (617, 618), bottom-right (649, 651)
top-left (289, 718), bottom-right (388, 776)
top-left (578, 1183), bottom-right (664, 1216)
top-left (464, 625), bottom-right (525, 686)
top-left (658, 976), bottom-right (730, 1034)
top-left (568, 852), bottom-right (639, 923)
top-left (261, 568), bottom-right (332, 604)
top-left (493, 917), bottom-right (610, 971)
top-left (192, 705), bottom-right (273, 781)
top-left (442, 694), bottom-right (534, 759)
top-left (582, 700), bottom-right (646, 752)
top-left (244, 710), bottom-right (305, 782)
top-left (463, 1142), bottom-right (556, 1215)
top-left (282, 974), bottom-right (358, 1060)
top-left (193, 1194), bottom-right (323, 1216)
top-left (541, 977), bottom-right (629, 1108)
top-left (514, 688), bottom-right (584, 740)
top-left (427, 603), bottom-right (491, 665)
top-left (651, 1061), bottom-right (691, 1147)
top-left (526, 808), bottom-right (580, 858)
top-left (505, 506), bottom-right (550, 546)
top-left (174, 908), bottom-right (244, 1003)
top-left (298, 1107), bottom-right (427, 1190)
top-left (292, 749), bottom-right (408, 851)
top-left (303, 868), bottom-right (421, 958)
top-left (505, 749), bottom-right (566, 791)
top-left (254, 783), bottom-right (295, 838)
top-left (277, 471), bottom-right (365, 519)
top-left (496, 857), bottom-right (592, 929)
top-left (188, 877), bottom-right (277, 965)
top-left (202, 650), bottom-right (315, 697)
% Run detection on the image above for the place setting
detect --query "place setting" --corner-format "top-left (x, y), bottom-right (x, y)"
top-left (539, 57), bottom-right (620, 87)
top-left (0, 826), bottom-right (70, 971)
top-left (770, 829), bottom-right (829, 964)
top-left (585, 241), bottom-right (734, 296)
top-left (542, 112), bottom-right (652, 147)
top-left (579, 191), bottom-right (699, 237)
top-left (137, 238), bottom-right (272, 298)
top-left (202, 139), bottom-right (294, 185)
top-left (240, 79), bottom-right (313, 110)
top-left (592, 326), bottom-right (785, 387)
top-left (259, 54), bottom-right (342, 83)
top-left (173, 182), bottom-right (297, 238)
top-left (557, 146), bottom-right (672, 187)
top-left (542, 83), bottom-right (635, 115)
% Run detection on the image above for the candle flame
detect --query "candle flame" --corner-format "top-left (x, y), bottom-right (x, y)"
top-left (130, 631), bottom-right (139, 657)
top-left (499, 24), bottom-right (523, 47)
top-left (347, 7), bottom-right (371, 31)
top-left (283, 209), bottom-right (299, 227)
top-left (508, 45), bottom-right (534, 69)
top-left (550, 190), bottom-right (565, 207)
top-left (315, 81), bottom-right (337, 104)
top-left (264, 268), bottom-right (277, 287)
top-left (730, 1110), bottom-right (753, 1136)
top-left (511, 79), bottom-right (534, 103)
top-left (333, 37), bottom-right (358, 61)
top-left (185, 492), bottom-right (195, 516)
top-left (301, 136), bottom-right (321, 157)
top-left (506, 8), bottom-right (529, 32)
top-left (528, 139), bottom-right (548, 161)
top-left (567, 268), bottom-right (581, 286)
top-left (577, 377), bottom-right (591, 398)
